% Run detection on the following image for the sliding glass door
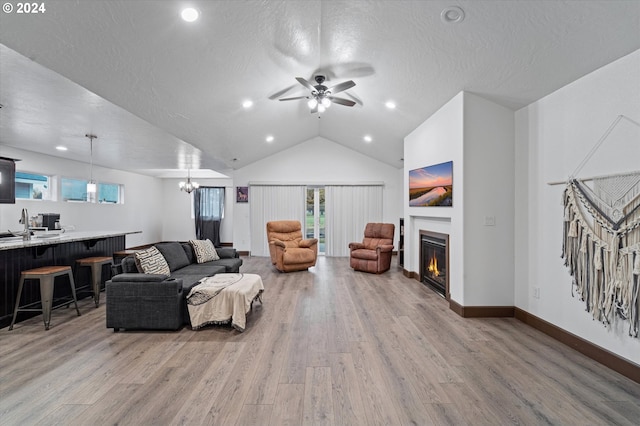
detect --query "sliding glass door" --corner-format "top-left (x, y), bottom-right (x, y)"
top-left (306, 187), bottom-right (325, 255)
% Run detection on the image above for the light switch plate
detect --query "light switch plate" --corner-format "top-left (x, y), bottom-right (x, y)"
top-left (484, 216), bottom-right (496, 226)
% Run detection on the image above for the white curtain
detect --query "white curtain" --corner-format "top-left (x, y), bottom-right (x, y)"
top-left (325, 185), bottom-right (383, 257)
top-left (249, 185), bottom-right (306, 256)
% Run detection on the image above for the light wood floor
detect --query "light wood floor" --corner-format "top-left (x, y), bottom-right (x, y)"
top-left (1, 256), bottom-right (639, 425)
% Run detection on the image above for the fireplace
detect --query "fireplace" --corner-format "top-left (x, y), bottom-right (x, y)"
top-left (420, 230), bottom-right (449, 298)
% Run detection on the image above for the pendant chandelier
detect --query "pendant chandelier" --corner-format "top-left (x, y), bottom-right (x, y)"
top-left (85, 134), bottom-right (97, 194)
top-left (179, 169), bottom-right (199, 193)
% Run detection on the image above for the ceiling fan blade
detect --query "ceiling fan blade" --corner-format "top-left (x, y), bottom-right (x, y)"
top-left (269, 84), bottom-right (297, 100)
top-left (328, 80), bottom-right (355, 95)
top-left (344, 92), bottom-right (363, 106)
top-left (279, 96), bottom-right (308, 101)
top-left (296, 77), bottom-right (316, 91)
top-left (328, 96), bottom-right (356, 107)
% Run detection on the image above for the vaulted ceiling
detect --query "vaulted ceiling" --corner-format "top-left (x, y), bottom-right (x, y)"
top-left (1, 1), bottom-right (639, 177)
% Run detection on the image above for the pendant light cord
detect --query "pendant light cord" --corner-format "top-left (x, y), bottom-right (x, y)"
top-left (85, 133), bottom-right (97, 184)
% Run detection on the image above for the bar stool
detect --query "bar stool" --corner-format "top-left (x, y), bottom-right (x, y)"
top-left (75, 256), bottom-right (114, 307)
top-left (9, 266), bottom-right (81, 331)
top-left (113, 249), bottom-right (139, 265)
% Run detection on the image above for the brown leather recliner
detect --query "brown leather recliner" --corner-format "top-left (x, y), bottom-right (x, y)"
top-left (349, 223), bottom-right (395, 273)
top-left (266, 220), bottom-right (318, 272)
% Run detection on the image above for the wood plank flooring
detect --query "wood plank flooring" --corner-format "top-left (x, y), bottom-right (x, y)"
top-left (1, 256), bottom-right (639, 425)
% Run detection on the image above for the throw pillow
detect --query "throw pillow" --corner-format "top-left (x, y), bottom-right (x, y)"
top-left (134, 246), bottom-right (171, 275)
top-left (189, 239), bottom-right (220, 263)
top-left (155, 242), bottom-right (191, 271)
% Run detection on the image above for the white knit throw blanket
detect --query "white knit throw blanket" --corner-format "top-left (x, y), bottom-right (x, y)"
top-left (562, 176), bottom-right (640, 337)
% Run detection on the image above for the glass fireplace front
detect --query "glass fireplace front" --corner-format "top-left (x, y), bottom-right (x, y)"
top-left (420, 232), bottom-right (448, 297)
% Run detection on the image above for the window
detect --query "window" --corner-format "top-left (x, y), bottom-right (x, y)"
top-left (194, 187), bottom-right (225, 244)
top-left (61, 178), bottom-right (123, 203)
top-left (98, 183), bottom-right (122, 204)
top-left (306, 187), bottom-right (325, 254)
top-left (196, 187), bottom-right (225, 220)
top-left (61, 178), bottom-right (89, 202)
top-left (15, 172), bottom-right (51, 200)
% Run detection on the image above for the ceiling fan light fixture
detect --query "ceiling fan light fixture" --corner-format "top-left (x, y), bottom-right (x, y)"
top-left (281, 75), bottom-right (356, 113)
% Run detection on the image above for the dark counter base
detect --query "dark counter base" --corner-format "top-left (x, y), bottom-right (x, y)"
top-left (0, 236), bottom-right (124, 329)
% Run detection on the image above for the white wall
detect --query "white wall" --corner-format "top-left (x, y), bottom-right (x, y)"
top-left (0, 146), bottom-right (163, 247)
top-left (515, 49), bottom-right (640, 364)
top-left (232, 136), bottom-right (403, 253)
top-left (404, 92), bottom-right (464, 302)
top-left (463, 93), bottom-right (515, 306)
top-left (404, 92), bottom-right (514, 306)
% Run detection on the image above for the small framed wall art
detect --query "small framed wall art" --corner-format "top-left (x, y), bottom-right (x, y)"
top-left (236, 186), bottom-right (248, 203)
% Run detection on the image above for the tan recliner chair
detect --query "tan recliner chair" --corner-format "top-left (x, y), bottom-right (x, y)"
top-left (349, 223), bottom-right (395, 273)
top-left (266, 220), bottom-right (318, 272)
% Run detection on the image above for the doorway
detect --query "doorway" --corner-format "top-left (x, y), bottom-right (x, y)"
top-left (306, 187), bottom-right (325, 254)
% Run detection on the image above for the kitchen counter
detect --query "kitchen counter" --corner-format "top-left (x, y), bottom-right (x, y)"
top-left (0, 230), bottom-right (141, 251)
top-left (1, 230), bottom-right (140, 329)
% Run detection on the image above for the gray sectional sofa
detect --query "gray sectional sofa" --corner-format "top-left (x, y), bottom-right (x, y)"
top-left (106, 241), bottom-right (242, 330)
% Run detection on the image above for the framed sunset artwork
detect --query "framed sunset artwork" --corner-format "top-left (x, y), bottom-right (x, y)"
top-left (409, 161), bottom-right (453, 207)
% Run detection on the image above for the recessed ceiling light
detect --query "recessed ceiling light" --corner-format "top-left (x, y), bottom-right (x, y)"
top-left (242, 100), bottom-right (253, 109)
top-left (363, 135), bottom-right (372, 143)
top-left (385, 101), bottom-right (396, 109)
top-left (56, 146), bottom-right (68, 151)
top-left (181, 7), bottom-right (199, 22)
top-left (266, 135), bottom-right (274, 143)
top-left (441, 6), bottom-right (465, 24)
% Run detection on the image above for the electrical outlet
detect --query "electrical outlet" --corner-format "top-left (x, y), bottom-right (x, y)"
top-left (533, 287), bottom-right (540, 299)
top-left (484, 216), bottom-right (496, 226)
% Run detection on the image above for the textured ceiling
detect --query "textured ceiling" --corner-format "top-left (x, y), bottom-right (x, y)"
top-left (1, 0), bottom-right (639, 176)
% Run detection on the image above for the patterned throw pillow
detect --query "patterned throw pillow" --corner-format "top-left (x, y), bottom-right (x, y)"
top-left (134, 246), bottom-right (171, 275)
top-left (189, 239), bottom-right (220, 263)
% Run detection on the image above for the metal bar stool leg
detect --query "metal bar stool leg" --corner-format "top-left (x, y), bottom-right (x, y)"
top-left (91, 264), bottom-right (102, 307)
top-left (8, 276), bottom-right (26, 331)
top-left (40, 275), bottom-right (55, 330)
top-left (67, 270), bottom-right (81, 316)
top-left (76, 257), bottom-right (113, 308)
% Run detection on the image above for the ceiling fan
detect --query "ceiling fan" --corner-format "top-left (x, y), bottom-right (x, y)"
top-left (279, 75), bottom-right (356, 114)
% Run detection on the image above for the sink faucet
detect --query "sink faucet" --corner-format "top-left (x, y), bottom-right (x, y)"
top-left (18, 208), bottom-right (31, 241)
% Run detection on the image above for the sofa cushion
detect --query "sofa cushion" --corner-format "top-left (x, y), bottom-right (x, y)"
top-left (171, 264), bottom-right (227, 292)
top-left (181, 243), bottom-right (195, 264)
top-left (111, 273), bottom-right (168, 282)
top-left (134, 246), bottom-right (171, 275)
top-left (210, 257), bottom-right (243, 273)
top-left (190, 239), bottom-right (220, 263)
top-left (155, 242), bottom-right (191, 272)
top-left (351, 248), bottom-right (378, 261)
top-left (283, 247), bottom-right (317, 264)
top-left (121, 256), bottom-right (138, 273)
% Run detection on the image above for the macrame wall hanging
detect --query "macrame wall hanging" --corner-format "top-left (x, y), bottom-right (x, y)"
top-left (552, 115), bottom-right (640, 337)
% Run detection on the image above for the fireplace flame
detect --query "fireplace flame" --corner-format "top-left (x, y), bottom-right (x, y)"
top-left (428, 254), bottom-right (440, 277)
